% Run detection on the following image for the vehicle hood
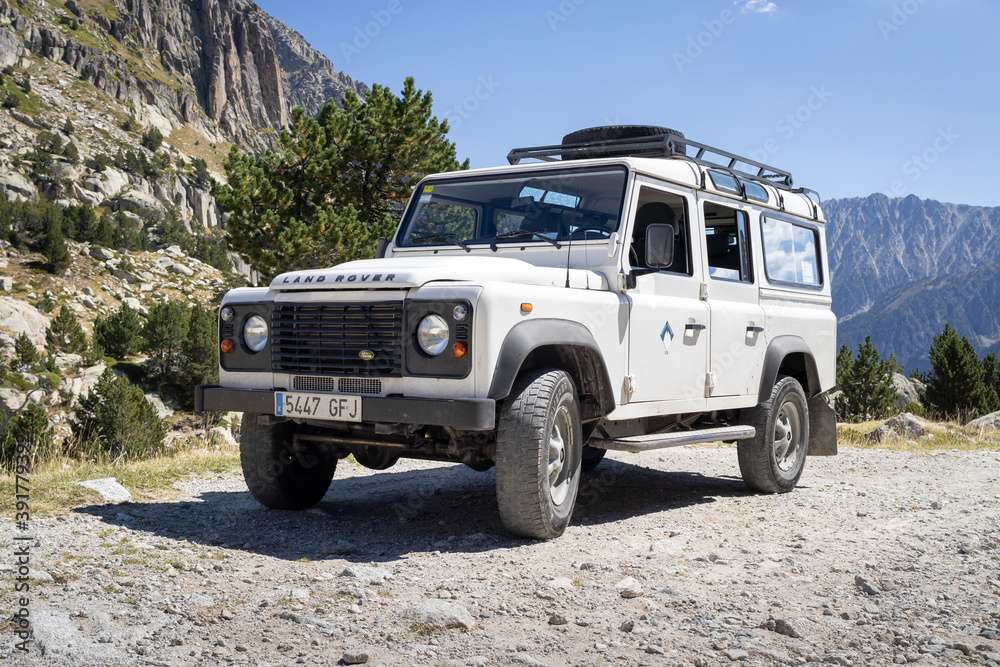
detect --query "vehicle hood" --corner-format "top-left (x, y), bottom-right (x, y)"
top-left (270, 255), bottom-right (610, 291)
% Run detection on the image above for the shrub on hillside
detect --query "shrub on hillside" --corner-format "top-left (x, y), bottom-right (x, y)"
top-left (141, 127), bottom-right (164, 151)
top-left (982, 353), bottom-right (1000, 413)
top-left (45, 306), bottom-right (88, 354)
top-left (178, 304), bottom-right (218, 409)
top-left (0, 402), bottom-right (58, 473)
top-left (13, 333), bottom-right (39, 370)
top-left (43, 211), bottom-right (71, 274)
top-left (71, 369), bottom-right (165, 462)
top-left (94, 303), bottom-right (143, 360)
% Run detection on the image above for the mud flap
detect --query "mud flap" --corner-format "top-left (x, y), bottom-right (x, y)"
top-left (807, 394), bottom-right (837, 456)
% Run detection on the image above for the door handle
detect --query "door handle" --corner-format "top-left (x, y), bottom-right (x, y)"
top-left (746, 325), bottom-right (765, 333)
top-left (685, 323), bottom-right (707, 331)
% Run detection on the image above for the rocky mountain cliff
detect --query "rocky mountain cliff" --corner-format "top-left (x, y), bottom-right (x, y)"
top-left (0, 0), bottom-right (363, 236)
top-left (826, 194), bottom-right (1000, 370)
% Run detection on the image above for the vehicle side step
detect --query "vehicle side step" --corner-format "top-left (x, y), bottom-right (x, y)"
top-left (591, 426), bottom-right (756, 453)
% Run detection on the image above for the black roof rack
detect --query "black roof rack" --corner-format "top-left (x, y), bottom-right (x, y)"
top-left (507, 132), bottom-right (819, 205)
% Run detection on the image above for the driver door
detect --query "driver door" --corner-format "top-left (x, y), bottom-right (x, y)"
top-left (625, 179), bottom-right (709, 411)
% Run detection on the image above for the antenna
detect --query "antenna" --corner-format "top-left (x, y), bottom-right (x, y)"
top-left (564, 221), bottom-right (573, 288)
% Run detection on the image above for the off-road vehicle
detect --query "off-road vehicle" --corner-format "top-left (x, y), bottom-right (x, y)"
top-left (197, 125), bottom-right (837, 540)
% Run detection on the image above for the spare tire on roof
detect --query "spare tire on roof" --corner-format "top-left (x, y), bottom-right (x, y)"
top-left (560, 125), bottom-right (686, 160)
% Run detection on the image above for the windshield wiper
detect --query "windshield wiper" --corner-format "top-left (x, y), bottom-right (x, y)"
top-left (409, 233), bottom-right (473, 252)
top-left (490, 230), bottom-right (562, 251)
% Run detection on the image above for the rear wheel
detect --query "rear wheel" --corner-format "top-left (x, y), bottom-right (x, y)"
top-left (737, 377), bottom-right (810, 493)
top-left (495, 370), bottom-right (582, 539)
top-left (240, 414), bottom-right (336, 509)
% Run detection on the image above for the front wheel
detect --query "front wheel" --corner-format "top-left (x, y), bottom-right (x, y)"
top-left (495, 370), bottom-right (582, 539)
top-left (737, 377), bottom-right (810, 493)
top-left (240, 414), bottom-right (336, 509)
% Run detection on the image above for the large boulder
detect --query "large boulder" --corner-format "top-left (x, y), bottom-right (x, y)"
top-left (892, 373), bottom-right (922, 410)
top-left (114, 189), bottom-right (162, 215)
top-left (0, 297), bottom-right (50, 348)
top-left (82, 168), bottom-right (129, 199)
top-left (0, 27), bottom-right (21, 69)
top-left (0, 170), bottom-right (37, 201)
top-left (967, 411), bottom-right (1000, 431)
top-left (867, 412), bottom-right (929, 443)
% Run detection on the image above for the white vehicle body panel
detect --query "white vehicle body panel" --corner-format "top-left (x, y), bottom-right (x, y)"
top-left (218, 156), bottom-right (836, 427)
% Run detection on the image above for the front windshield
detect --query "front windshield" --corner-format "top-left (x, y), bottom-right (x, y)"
top-left (397, 167), bottom-right (629, 247)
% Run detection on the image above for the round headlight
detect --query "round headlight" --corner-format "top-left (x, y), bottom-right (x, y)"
top-left (417, 314), bottom-right (450, 356)
top-left (243, 315), bottom-right (269, 353)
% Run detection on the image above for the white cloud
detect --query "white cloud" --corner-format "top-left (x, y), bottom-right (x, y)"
top-left (742, 0), bottom-right (779, 14)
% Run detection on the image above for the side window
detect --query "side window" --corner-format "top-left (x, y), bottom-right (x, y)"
top-left (704, 202), bottom-right (752, 283)
top-left (630, 187), bottom-right (691, 276)
top-left (761, 216), bottom-right (822, 287)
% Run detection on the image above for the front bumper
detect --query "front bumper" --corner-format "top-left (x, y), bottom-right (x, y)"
top-left (194, 385), bottom-right (496, 431)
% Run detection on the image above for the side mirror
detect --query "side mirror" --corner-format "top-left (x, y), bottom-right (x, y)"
top-left (645, 224), bottom-right (675, 269)
top-left (375, 237), bottom-right (390, 258)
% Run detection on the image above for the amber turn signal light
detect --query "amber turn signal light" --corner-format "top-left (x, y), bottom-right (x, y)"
top-left (220, 338), bottom-right (235, 354)
top-left (520, 303), bottom-right (533, 314)
top-left (452, 341), bottom-right (468, 359)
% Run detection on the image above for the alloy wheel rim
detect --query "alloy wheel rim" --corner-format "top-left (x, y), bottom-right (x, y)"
top-left (773, 401), bottom-right (801, 473)
top-left (547, 405), bottom-right (573, 505)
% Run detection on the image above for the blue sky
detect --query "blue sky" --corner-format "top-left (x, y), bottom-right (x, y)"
top-left (257, 0), bottom-right (997, 206)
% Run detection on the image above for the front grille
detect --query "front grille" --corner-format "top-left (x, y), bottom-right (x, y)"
top-left (272, 302), bottom-right (403, 377)
top-left (338, 378), bottom-right (382, 395)
top-left (292, 376), bottom-right (383, 395)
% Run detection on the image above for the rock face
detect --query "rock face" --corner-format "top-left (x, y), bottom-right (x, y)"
top-left (0, 0), bottom-right (364, 252)
top-left (827, 194), bottom-right (1000, 371)
top-left (2, 0), bottom-right (363, 148)
top-left (0, 297), bottom-right (50, 348)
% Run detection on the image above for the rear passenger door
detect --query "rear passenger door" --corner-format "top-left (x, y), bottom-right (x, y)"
top-left (699, 195), bottom-right (766, 397)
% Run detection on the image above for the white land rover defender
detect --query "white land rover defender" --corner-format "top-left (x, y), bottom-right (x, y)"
top-left (196, 126), bottom-right (837, 540)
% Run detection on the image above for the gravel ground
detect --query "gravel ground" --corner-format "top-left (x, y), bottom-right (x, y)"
top-left (3, 446), bottom-right (1000, 666)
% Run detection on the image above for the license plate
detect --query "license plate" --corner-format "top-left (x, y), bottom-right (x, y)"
top-left (274, 392), bottom-right (362, 423)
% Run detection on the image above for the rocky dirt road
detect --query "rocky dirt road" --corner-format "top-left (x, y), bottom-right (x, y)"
top-left (4, 446), bottom-right (1000, 666)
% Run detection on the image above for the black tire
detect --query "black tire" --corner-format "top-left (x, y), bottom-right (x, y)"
top-left (581, 446), bottom-right (607, 472)
top-left (353, 446), bottom-right (399, 471)
top-left (737, 377), bottom-right (810, 493)
top-left (495, 370), bottom-right (582, 540)
top-left (239, 414), bottom-right (336, 510)
top-left (561, 125), bottom-right (686, 159)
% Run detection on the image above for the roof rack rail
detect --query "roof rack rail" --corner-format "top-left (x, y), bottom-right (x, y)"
top-left (507, 132), bottom-right (813, 199)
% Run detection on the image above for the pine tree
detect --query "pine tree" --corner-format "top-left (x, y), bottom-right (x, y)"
top-left (141, 127), bottom-right (163, 151)
top-left (835, 337), bottom-right (896, 422)
top-left (94, 303), bottom-right (144, 360)
top-left (178, 304), bottom-right (219, 409)
top-left (836, 344), bottom-right (853, 388)
top-left (925, 325), bottom-right (991, 420)
top-left (0, 402), bottom-right (57, 473)
top-left (13, 333), bottom-right (39, 370)
top-left (43, 211), bottom-right (71, 273)
top-left (45, 305), bottom-right (88, 354)
top-left (215, 77), bottom-right (467, 281)
top-left (71, 369), bottom-right (165, 462)
top-left (141, 301), bottom-right (190, 379)
top-left (982, 352), bottom-right (1000, 413)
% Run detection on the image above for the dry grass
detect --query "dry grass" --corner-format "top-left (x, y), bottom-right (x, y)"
top-left (0, 445), bottom-right (240, 517)
top-left (168, 126), bottom-right (233, 176)
top-left (837, 419), bottom-right (1000, 452)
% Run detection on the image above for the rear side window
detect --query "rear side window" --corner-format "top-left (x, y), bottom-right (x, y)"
top-left (761, 216), bottom-right (822, 287)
